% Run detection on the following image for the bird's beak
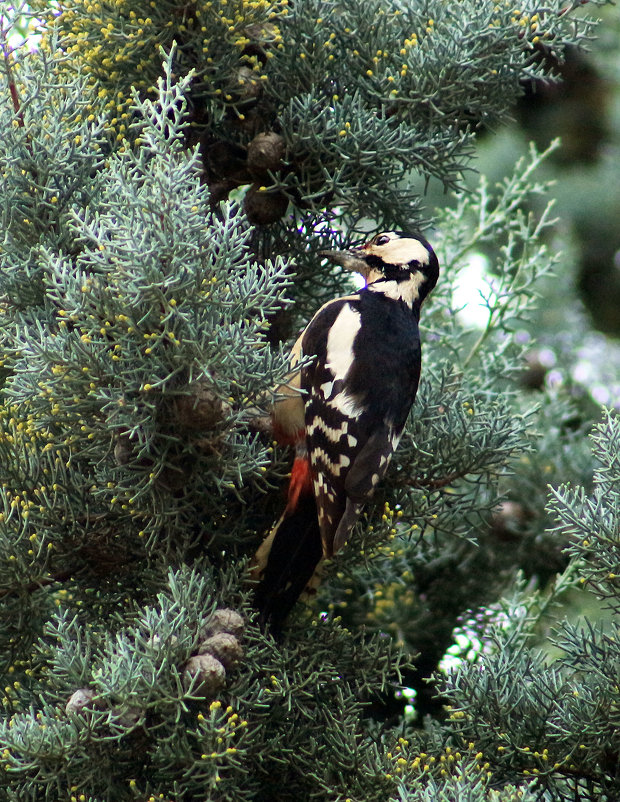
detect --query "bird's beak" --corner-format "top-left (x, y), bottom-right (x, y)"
top-left (319, 247), bottom-right (371, 279)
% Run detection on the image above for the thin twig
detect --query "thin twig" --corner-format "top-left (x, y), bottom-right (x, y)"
top-left (403, 470), bottom-right (468, 490)
top-left (0, 13), bottom-right (24, 125)
top-left (0, 569), bottom-right (75, 599)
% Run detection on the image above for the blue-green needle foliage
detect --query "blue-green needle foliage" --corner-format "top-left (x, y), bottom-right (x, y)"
top-left (0, 50), bottom-right (291, 643)
top-left (27, 0), bottom-right (608, 322)
top-left (439, 414), bottom-right (620, 802)
top-left (0, 2), bottom-right (617, 802)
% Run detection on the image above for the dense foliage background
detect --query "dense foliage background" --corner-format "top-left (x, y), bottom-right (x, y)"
top-left (0, 1), bottom-right (617, 800)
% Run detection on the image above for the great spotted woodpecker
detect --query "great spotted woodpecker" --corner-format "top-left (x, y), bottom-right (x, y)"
top-left (252, 231), bottom-right (439, 632)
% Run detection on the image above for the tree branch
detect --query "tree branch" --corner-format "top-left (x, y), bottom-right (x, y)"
top-left (0, 568), bottom-right (76, 599)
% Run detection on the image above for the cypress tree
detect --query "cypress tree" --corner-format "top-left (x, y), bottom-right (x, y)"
top-left (0, 2), bottom-right (616, 800)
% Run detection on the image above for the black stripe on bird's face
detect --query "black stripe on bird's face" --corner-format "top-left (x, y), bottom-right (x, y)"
top-left (321, 231), bottom-right (439, 304)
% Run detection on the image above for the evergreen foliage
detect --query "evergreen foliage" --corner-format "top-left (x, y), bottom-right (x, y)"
top-left (0, 1), bottom-right (616, 801)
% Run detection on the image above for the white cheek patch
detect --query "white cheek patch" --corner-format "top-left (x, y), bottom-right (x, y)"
top-left (368, 272), bottom-right (426, 306)
top-left (368, 279), bottom-right (399, 298)
top-left (325, 304), bottom-right (361, 381)
top-left (368, 238), bottom-right (430, 266)
top-left (401, 272), bottom-right (426, 305)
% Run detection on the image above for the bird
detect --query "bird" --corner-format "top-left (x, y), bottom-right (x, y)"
top-left (252, 230), bottom-right (439, 633)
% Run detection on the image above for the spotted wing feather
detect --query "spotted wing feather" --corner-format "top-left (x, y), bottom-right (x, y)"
top-left (300, 290), bottom-right (421, 556)
top-left (300, 299), bottom-right (363, 555)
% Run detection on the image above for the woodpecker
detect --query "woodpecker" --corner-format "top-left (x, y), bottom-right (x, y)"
top-left (252, 231), bottom-right (439, 632)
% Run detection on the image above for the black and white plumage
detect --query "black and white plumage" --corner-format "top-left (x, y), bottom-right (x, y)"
top-left (252, 231), bottom-right (439, 631)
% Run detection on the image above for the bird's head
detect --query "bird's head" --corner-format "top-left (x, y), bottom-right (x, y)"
top-left (321, 231), bottom-right (439, 305)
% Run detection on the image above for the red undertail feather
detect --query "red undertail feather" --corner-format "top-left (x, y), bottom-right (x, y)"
top-left (252, 450), bottom-right (323, 634)
top-left (286, 454), bottom-right (314, 514)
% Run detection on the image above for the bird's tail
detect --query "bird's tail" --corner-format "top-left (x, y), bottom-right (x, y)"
top-left (251, 453), bottom-right (324, 634)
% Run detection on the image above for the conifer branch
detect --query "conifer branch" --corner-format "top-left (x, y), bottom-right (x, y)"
top-left (0, 2), bottom-right (614, 799)
top-left (0, 10), bottom-right (24, 125)
top-left (0, 569), bottom-right (75, 599)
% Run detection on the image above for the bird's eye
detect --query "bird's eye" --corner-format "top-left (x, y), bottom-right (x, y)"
top-left (375, 234), bottom-right (390, 246)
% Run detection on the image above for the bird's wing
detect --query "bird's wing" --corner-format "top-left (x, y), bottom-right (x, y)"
top-left (299, 295), bottom-right (376, 555)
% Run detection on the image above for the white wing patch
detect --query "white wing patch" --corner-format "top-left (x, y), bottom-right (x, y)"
top-left (325, 303), bottom-right (361, 381)
top-left (330, 390), bottom-right (364, 419)
top-left (320, 380), bottom-right (335, 398)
